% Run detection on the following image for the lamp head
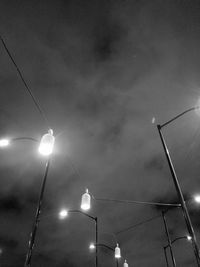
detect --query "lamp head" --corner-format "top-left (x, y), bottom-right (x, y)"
top-left (89, 243), bottom-right (95, 250)
top-left (194, 195), bottom-right (200, 204)
top-left (123, 260), bottom-right (129, 267)
top-left (187, 235), bottom-right (192, 241)
top-left (58, 209), bottom-right (68, 219)
top-left (81, 188), bottom-right (91, 211)
top-left (38, 129), bottom-right (55, 156)
top-left (0, 139), bottom-right (10, 147)
top-left (115, 243), bottom-right (121, 258)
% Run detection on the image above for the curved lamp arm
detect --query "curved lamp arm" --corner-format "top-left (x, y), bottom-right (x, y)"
top-left (159, 106), bottom-right (200, 128)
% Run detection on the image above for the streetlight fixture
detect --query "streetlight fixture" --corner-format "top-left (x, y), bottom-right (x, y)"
top-left (115, 243), bottom-right (121, 258)
top-left (194, 195), bottom-right (200, 204)
top-left (0, 131), bottom-right (55, 267)
top-left (0, 139), bottom-right (10, 147)
top-left (38, 129), bottom-right (55, 156)
top-left (157, 106), bottom-right (200, 266)
top-left (24, 129), bottom-right (54, 267)
top-left (89, 242), bottom-right (126, 267)
top-left (58, 209), bottom-right (98, 267)
top-left (164, 234), bottom-right (192, 266)
top-left (81, 188), bottom-right (91, 211)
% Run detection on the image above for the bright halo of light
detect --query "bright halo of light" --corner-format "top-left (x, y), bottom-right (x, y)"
top-left (115, 244), bottom-right (121, 258)
top-left (59, 209), bottom-right (68, 219)
top-left (194, 195), bottom-right (200, 203)
top-left (0, 139), bottom-right (10, 147)
top-left (38, 129), bottom-right (55, 156)
top-left (81, 189), bottom-right (91, 210)
top-left (187, 235), bottom-right (192, 241)
top-left (89, 243), bottom-right (95, 250)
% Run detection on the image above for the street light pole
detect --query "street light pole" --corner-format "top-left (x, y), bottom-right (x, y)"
top-left (164, 235), bottom-right (192, 265)
top-left (0, 133), bottom-right (54, 267)
top-left (59, 209), bottom-right (98, 267)
top-left (157, 106), bottom-right (200, 267)
top-left (163, 246), bottom-right (170, 267)
top-left (95, 218), bottom-right (98, 267)
top-left (24, 158), bottom-right (50, 267)
top-left (94, 243), bottom-right (118, 267)
top-left (162, 211), bottom-right (176, 267)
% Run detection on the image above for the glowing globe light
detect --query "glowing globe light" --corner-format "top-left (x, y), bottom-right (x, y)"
top-left (187, 235), bottom-right (192, 241)
top-left (194, 195), bottom-right (200, 203)
top-left (38, 129), bottom-right (55, 156)
top-left (115, 243), bottom-right (121, 258)
top-left (123, 260), bottom-right (129, 267)
top-left (89, 243), bottom-right (95, 250)
top-left (0, 139), bottom-right (10, 147)
top-left (81, 189), bottom-right (91, 210)
top-left (58, 209), bottom-right (68, 219)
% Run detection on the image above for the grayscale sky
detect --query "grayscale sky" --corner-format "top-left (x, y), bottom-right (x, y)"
top-left (0, 0), bottom-right (200, 266)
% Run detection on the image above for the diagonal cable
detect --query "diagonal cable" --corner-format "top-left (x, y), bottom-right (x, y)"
top-left (0, 35), bottom-right (50, 129)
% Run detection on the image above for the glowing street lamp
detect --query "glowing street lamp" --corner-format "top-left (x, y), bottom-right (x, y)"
top-left (164, 234), bottom-right (193, 266)
top-left (58, 209), bottom-right (98, 267)
top-left (0, 130), bottom-right (55, 266)
top-left (115, 243), bottom-right (121, 258)
top-left (81, 189), bottom-right (91, 211)
top-left (89, 242), bottom-right (123, 267)
top-left (38, 129), bottom-right (55, 156)
top-left (22, 129), bottom-right (55, 267)
top-left (194, 195), bottom-right (200, 204)
top-left (123, 259), bottom-right (129, 267)
top-left (0, 139), bottom-right (10, 147)
top-left (59, 209), bottom-right (68, 219)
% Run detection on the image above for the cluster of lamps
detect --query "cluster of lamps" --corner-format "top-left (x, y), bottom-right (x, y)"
top-left (0, 129), bottom-right (55, 156)
top-left (58, 208), bottom-right (129, 267)
top-left (1, 106), bottom-right (200, 267)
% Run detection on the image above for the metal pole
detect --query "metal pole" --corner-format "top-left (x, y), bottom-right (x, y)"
top-left (157, 125), bottom-right (200, 266)
top-left (95, 218), bottom-right (98, 267)
top-left (116, 259), bottom-right (119, 267)
top-left (163, 247), bottom-right (170, 267)
top-left (162, 211), bottom-right (176, 267)
top-left (24, 158), bottom-right (50, 267)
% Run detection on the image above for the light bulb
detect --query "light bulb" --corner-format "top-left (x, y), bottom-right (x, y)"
top-left (38, 129), bottom-right (55, 156)
top-left (115, 243), bottom-right (121, 258)
top-left (81, 189), bottom-right (91, 210)
top-left (89, 243), bottom-right (95, 250)
top-left (194, 195), bottom-right (200, 203)
top-left (123, 260), bottom-right (129, 267)
top-left (59, 209), bottom-right (68, 219)
top-left (0, 139), bottom-right (10, 147)
top-left (187, 235), bottom-right (192, 241)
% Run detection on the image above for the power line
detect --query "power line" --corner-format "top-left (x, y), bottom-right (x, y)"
top-left (116, 214), bottom-right (162, 235)
top-left (0, 35), bottom-right (50, 130)
top-left (93, 197), bottom-right (181, 207)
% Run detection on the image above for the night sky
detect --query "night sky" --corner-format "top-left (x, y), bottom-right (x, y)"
top-left (1, 0), bottom-right (200, 266)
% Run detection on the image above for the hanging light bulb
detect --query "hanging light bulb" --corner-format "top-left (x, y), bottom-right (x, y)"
top-left (123, 259), bottom-right (129, 267)
top-left (38, 129), bottom-right (55, 156)
top-left (81, 189), bottom-right (91, 210)
top-left (115, 243), bottom-right (121, 258)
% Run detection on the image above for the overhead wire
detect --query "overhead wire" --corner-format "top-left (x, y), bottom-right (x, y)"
top-left (115, 214), bottom-right (162, 235)
top-left (0, 35), bottom-right (50, 130)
